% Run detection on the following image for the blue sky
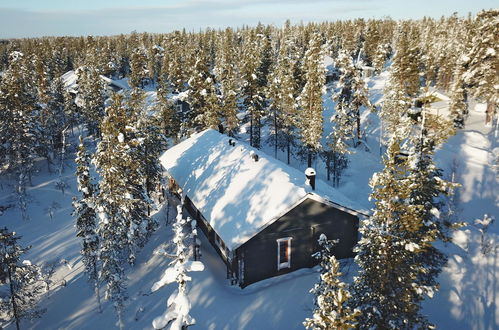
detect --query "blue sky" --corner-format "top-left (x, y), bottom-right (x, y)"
top-left (0, 0), bottom-right (496, 38)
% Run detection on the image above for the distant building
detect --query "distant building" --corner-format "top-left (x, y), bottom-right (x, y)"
top-left (160, 129), bottom-right (366, 288)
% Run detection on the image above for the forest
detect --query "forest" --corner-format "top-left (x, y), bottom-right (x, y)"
top-left (0, 8), bottom-right (497, 330)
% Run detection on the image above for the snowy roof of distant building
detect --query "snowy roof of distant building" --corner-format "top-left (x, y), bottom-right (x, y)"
top-left (160, 129), bottom-right (367, 250)
top-left (322, 55), bottom-right (336, 71)
top-left (61, 69), bottom-right (129, 93)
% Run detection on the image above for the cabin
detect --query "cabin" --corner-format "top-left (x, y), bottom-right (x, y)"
top-left (160, 129), bottom-right (366, 288)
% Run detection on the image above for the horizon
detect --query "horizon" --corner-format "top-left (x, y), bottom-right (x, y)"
top-left (0, 0), bottom-right (496, 39)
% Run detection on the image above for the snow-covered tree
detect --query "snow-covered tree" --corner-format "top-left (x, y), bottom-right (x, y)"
top-left (128, 88), bottom-right (166, 217)
top-left (72, 136), bottom-right (101, 311)
top-left (0, 228), bottom-right (45, 330)
top-left (449, 61), bottom-right (468, 128)
top-left (0, 51), bottom-right (39, 221)
top-left (304, 235), bottom-right (360, 330)
top-left (267, 30), bottom-right (299, 162)
top-left (157, 87), bottom-right (180, 139)
top-left (240, 29), bottom-right (270, 148)
top-left (129, 47), bottom-right (149, 88)
top-left (391, 23), bottom-right (421, 98)
top-left (333, 50), bottom-right (372, 145)
top-left (463, 9), bottom-right (498, 124)
top-left (380, 77), bottom-right (413, 139)
top-left (78, 65), bottom-right (105, 138)
top-left (187, 51), bottom-right (219, 131)
top-left (299, 33), bottom-right (325, 167)
top-left (214, 29), bottom-right (239, 136)
top-left (151, 204), bottom-right (204, 330)
top-left (93, 93), bottom-right (131, 328)
top-left (350, 134), bottom-right (454, 329)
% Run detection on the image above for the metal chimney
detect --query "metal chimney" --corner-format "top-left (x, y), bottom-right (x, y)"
top-left (305, 168), bottom-right (316, 190)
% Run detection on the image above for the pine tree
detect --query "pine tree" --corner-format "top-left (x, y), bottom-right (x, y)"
top-left (157, 87), bottom-right (180, 139)
top-left (78, 65), bottom-right (105, 138)
top-left (304, 235), bottom-right (360, 330)
top-left (299, 33), bottom-right (325, 167)
top-left (240, 30), bottom-right (267, 148)
top-left (129, 47), bottom-right (149, 89)
top-left (214, 29), bottom-right (239, 136)
top-left (463, 9), bottom-right (498, 124)
top-left (128, 88), bottom-right (165, 219)
top-left (151, 204), bottom-right (204, 330)
top-left (267, 31), bottom-right (299, 162)
top-left (0, 228), bottom-right (45, 330)
top-left (187, 51), bottom-right (219, 131)
top-left (0, 51), bottom-right (39, 221)
top-left (380, 77), bottom-right (413, 140)
top-left (391, 23), bottom-right (421, 98)
top-left (449, 61), bottom-right (468, 128)
top-left (39, 77), bottom-right (67, 171)
top-left (93, 93), bottom-right (130, 328)
top-left (72, 136), bottom-right (101, 311)
top-left (333, 50), bottom-right (372, 145)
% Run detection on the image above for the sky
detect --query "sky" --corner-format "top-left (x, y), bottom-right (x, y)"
top-left (0, 0), bottom-right (496, 38)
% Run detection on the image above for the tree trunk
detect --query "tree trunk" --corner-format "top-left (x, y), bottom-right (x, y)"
top-left (486, 102), bottom-right (495, 125)
top-left (326, 152), bottom-right (331, 181)
top-left (7, 265), bottom-right (21, 330)
top-left (287, 139), bottom-right (291, 165)
top-left (307, 150), bottom-right (312, 168)
top-left (356, 108), bottom-right (361, 145)
top-left (274, 111), bottom-right (278, 158)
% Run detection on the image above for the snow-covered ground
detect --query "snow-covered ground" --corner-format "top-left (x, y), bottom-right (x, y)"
top-left (0, 71), bottom-right (497, 329)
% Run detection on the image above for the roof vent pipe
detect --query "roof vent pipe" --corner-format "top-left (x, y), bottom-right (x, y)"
top-left (228, 139), bottom-right (236, 146)
top-left (305, 167), bottom-right (316, 190)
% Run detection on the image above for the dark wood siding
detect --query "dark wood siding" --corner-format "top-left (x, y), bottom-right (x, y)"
top-left (237, 197), bottom-right (359, 287)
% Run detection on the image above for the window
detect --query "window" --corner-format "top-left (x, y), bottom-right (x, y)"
top-left (277, 237), bottom-right (292, 270)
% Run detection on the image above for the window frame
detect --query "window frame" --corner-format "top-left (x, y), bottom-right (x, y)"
top-left (276, 237), bottom-right (292, 270)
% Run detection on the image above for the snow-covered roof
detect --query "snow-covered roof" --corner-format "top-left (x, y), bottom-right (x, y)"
top-left (322, 55), bottom-right (335, 69)
top-left (160, 129), bottom-right (366, 250)
top-left (61, 69), bottom-right (129, 93)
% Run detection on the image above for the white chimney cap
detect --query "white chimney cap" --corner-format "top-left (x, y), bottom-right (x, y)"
top-left (249, 150), bottom-right (255, 157)
top-left (305, 167), bottom-right (316, 176)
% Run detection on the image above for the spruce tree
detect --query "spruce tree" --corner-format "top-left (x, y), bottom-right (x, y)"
top-left (299, 33), bottom-right (325, 167)
top-left (73, 136), bottom-right (101, 311)
top-left (0, 228), bottom-right (45, 330)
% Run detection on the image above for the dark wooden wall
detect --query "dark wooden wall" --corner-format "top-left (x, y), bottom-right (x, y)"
top-left (237, 197), bottom-right (359, 287)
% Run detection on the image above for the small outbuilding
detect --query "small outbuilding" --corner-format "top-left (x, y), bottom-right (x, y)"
top-left (160, 129), bottom-right (366, 288)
